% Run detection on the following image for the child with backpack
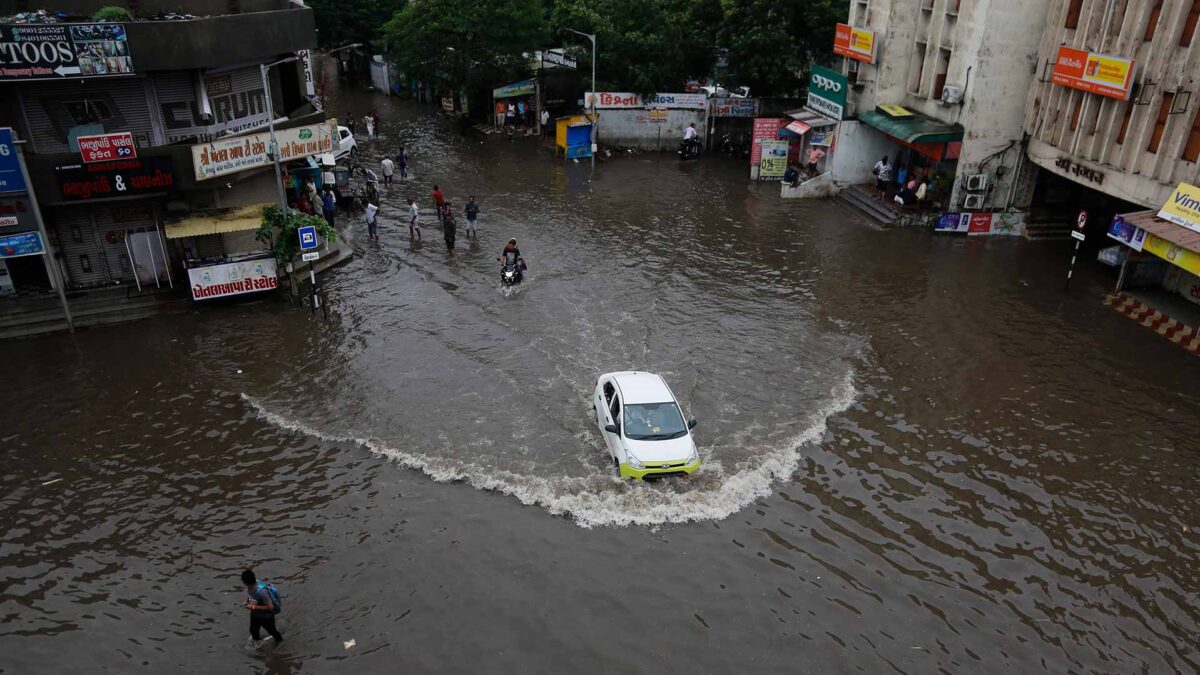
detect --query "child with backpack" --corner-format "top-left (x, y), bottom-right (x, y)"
top-left (241, 569), bottom-right (283, 645)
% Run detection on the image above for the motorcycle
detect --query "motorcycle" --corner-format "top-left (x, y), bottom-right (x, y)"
top-left (677, 137), bottom-right (701, 160)
top-left (719, 133), bottom-right (748, 158)
top-left (500, 258), bottom-right (526, 286)
top-left (355, 167), bottom-right (380, 205)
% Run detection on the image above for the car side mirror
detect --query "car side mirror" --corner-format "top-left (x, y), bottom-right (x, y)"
top-left (605, 424), bottom-right (619, 434)
top-left (687, 419), bottom-right (697, 430)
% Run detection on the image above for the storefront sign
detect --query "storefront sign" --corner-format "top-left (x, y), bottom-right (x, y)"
top-left (191, 122), bottom-right (336, 181)
top-left (1157, 182), bottom-right (1200, 236)
top-left (1051, 46), bottom-right (1135, 100)
top-left (0, 23), bottom-right (133, 81)
top-left (0, 127), bottom-right (25, 194)
top-left (188, 258), bottom-right (279, 300)
top-left (833, 23), bottom-right (877, 64)
top-left (0, 196), bottom-right (35, 230)
top-left (935, 212), bottom-right (1024, 236)
top-left (160, 70), bottom-right (270, 144)
top-left (540, 50), bottom-right (577, 69)
top-left (0, 231), bottom-right (44, 258)
top-left (806, 66), bottom-right (847, 120)
top-left (1054, 156), bottom-right (1105, 185)
top-left (1107, 215), bottom-right (1147, 251)
top-left (77, 132), bottom-right (137, 163)
top-left (759, 140), bottom-right (789, 179)
top-left (1143, 233), bottom-right (1200, 276)
top-left (55, 156), bottom-right (175, 201)
top-left (648, 108), bottom-right (668, 122)
top-left (751, 118), bottom-right (788, 166)
top-left (584, 92), bottom-right (707, 110)
top-left (493, 79), bottom-right (536, 98)
top-left (709, 97), bottom-right (759, 117)
top-left (298, 49), bottom-right (316, 97)
top-left (441, 96), bottom-right (455, 112)
top-left (877, 104), bottom-right (913, 118)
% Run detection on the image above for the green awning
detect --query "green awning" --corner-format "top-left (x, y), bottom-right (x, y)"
top-left (859, 110), bottom-right (963, 144)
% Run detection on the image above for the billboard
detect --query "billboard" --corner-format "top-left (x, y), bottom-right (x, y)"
top-left (834, 23), bottom-right (877, 64)
top-left (0, 23), bottom-right (133, 81)
top-left (191, 122), bottom-right (336, 181)
top-left (1051, 46), bottom-right (1135, 100)
top-left (806, 65), bottom-right (848, 120)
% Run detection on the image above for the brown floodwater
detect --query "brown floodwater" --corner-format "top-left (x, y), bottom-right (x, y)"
top-left (2, 84), bottom-right (1198, 673)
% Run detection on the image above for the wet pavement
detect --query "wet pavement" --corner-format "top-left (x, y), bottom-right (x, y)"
top-left (2, 83), bottom-right (1199, 673)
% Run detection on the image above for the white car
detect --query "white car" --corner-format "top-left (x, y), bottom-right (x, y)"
top-left (593, 371), bottom-right (700, 479)
top-left (333, 125), bottom-right (356, 163)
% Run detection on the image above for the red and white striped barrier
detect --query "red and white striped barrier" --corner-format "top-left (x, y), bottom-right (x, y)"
top-left (1104, 293), bottom-right (1200, 356)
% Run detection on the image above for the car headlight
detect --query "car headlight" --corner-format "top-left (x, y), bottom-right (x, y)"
top-left (687, 448), bottom-right (699, 464)
top-left (625, 452), bottom-right (644, 469)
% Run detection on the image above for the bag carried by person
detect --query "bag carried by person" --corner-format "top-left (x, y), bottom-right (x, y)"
top-left (257, 581), bottom-right (283, 614)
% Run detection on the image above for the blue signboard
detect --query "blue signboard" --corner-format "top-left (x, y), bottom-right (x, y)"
top-left (0, 128), bottom-right (27, 194)
top-left (0, 231), bottom-right (45, 258)
top-left (298, 225), bottom-right (318, 251)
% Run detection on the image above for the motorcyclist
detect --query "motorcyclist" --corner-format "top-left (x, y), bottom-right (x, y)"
top-left (498, 238), bottom-right (525, 280)
top-left (682, 123), bottom-right (700, 155)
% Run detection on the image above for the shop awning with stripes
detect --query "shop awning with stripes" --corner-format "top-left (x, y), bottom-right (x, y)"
top-left (163, 203), bottom-right (270, 240)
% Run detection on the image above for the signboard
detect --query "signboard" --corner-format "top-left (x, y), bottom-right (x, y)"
top-left (935, 213), bottom-right (971, 233)
top-left (1107, 215), bottom-right (1147, 251)
top-left (0, 231), bottom-right (45, 258)
top-left (441, 96), bottom-right (455, 112)
top-left (0, 197), bottom-right (36, 230)
top-left (540, 50), bottom-right (577, 69)
top-left (301, 251), bottom-right (320, 262)
top-left (493, 79), bottom-right (536, 98)
top-left (188, 258), bottom-right (279, 300)
top-left (159, 69), bottom-right (270, 144)
top-left (1157, 182), bottom-right (1200, 236)
top-left (54, 156), bottom-right (175, 201)
top-left (648, 108), bottom-right (668, 122)
top-left (1071, 229), bottom-right (1087, 241)
top-left (759, 140), bottom-right (789, 179)
top-left (806, 66), bottom-right (848, 120)
top-left (877, 104), bottom-right (913, 117)
top-left (298, 49), bottom-right (316, 97)
top-left (709, 97), bottom-right (759, 117)
top-left (77, 132), bottom-right (137, 164)
top-left (1051, 46), bottom-right (1135, 100)
top-left (584, 92), bottom-right (707, 110)
top-left (1143, 233), bottom-right (1200, 276)
top-left (191, 122), bottom-right (336, 181)
top-left (0, 127), bottom-right (26, 194)
top-left (935, 212), bottom-right (1024, 236)
top-left (0, 23), bottom-right (133, 81)
top-left (750, 118), bottom-right (788, 166)
top-left (298, 225), bottom-right (318, 251)
top-left (833, 23), bottom-right (877, 64)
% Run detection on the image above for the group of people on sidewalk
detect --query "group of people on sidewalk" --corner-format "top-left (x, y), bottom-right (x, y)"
top-left (873, 155), bottom-right (937, 208)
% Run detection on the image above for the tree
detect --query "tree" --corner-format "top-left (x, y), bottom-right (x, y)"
top-left (256, 206), bottom-right (337, 265)
top-left (307, 0), bottom-right (401, 50)
top-left (719, 0), bottom-right (846, 97)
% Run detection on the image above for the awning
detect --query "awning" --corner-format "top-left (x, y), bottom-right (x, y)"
top-left (781, 120), bottom-right (811, 137)
top-left (1118, 210), bottom-right (1200, 254)
top-left (858, 110), bottom-right (964, 144)
top-left (784, 109), bottom-right (839, 128)
top-left (493, 79), bottom-right (536, 98)
top-left (164, 203), bottom-right (270, 240)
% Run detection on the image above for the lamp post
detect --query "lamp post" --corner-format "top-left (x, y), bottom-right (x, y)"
top-left (260, 56), bottom-right (299, 213)
top-left (565, 28), bottom-right (596, 170)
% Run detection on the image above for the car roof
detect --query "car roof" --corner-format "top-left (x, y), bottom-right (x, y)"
top-left (609, 372), bottom-right (675, 404)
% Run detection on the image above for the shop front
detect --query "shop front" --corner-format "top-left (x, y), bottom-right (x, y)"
top-left (163, 202), bottom-right (277, 301)
top-left (493, 79), bottom-right (539, 134)
top-left (856, 105), bottom-right (962, 209)
top-left (0, 196), bottom-right (52, 294)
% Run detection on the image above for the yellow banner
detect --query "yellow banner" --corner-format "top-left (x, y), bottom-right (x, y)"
top-left (851, 28), bottom-right (874, 54)
top-left (878, 104), bottom-right (913, 117)
top-left (1084, 54), bottom-right (1132, 87)
top-left (1143, 233), bottom-right (1200, 276)
top-left (1157, 182), bottom-right (1200, 235)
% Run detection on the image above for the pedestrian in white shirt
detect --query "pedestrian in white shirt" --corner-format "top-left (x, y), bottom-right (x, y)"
top-left (407, 197), bottom-right (421, 239)
top-left (365, 202), bottom-right (379, 240)
top-left (381, 157), bottom-right (395, 185)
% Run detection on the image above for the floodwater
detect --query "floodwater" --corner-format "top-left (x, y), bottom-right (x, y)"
top-left (3, 84), bottom-right (1199, 674)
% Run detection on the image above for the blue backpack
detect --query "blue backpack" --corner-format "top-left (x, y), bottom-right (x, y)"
top-left (257, 581), bottom-right (283, 614)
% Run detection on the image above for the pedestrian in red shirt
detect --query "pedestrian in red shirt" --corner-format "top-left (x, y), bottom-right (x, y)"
top-left (432, 185), bottom-right (446, 223)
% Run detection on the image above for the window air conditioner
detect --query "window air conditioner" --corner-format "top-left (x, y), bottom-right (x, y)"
top-left (941, 85), bottom-right (962, 104)
top-left (965, 174), bottom-right (989, 192)
top-left (963, 193), bottom-right (987, 210)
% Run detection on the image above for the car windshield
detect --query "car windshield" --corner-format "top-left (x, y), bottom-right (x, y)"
top-left (623, 402), bottom-right (687, 440)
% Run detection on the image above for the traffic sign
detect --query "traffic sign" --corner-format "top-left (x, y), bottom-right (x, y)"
top-left (1071, 230), bottom-right (1086, 241)
top-left (1076, 210), bottom-right (1088, 229)
top-left (301, 251), bottom-right (320, 262)
top-left (0, 128), bottom-right (27, 194)
top-left (298, 225), bottom-right (318, 251)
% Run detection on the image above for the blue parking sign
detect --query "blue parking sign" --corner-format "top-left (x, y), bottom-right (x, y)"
top-left (298, 225), bottom-right (318, 251)
top-left (0, 128), bottom-right (28, 195)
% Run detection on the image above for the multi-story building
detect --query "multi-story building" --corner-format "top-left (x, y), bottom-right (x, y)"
top-left (827, 0), bottom-right (1052, 214)
top-left (0, 0), bottom-right (325, 304)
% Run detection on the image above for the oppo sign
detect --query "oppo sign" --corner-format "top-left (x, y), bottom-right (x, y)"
top-left (806, 65), bottom-right (848, 120)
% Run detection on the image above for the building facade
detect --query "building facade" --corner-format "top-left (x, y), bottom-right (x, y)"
top-left (0, 0), bottom-right (321, 298)
top-left (830, 0), bottom-right (1052, 212)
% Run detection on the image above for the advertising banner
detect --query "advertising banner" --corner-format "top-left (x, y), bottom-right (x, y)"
top-left (0, 23), bottom-right (133, 81)
top-left (1157, 182), bottom-right (1200, 236)
top-left (806, 65), bottom-right (847, 120)
top-left (493, 79), bottom-right (536, 98)
top-left (1143, 233), bottom-right (1200, 276)
top-left (759, 140), bottom-right (789, 179)
top-left (188, 258), bottom-right (279, 300)
top-left (585, 92), bottom-right (707, 110)
top-left (55, 157), bottom-right (175, 201)
top-left (0, 127), bottom-right (25, 194)
top-left (540, 50), bottom-right (577, 69)
top-left (1107, 215), bottom-right (1147, 251)
top-left (77, 132), bottom-right (137, 163)
top-left (709, 97), bottom-right (759, 117)
top-left (0, 230), bottom-right (45, 258)
top-left (0, 197), bottom-right (36, 230)
top-left (935, 212), bottom-right (1024, 236)
top-left (1051, 46), bottom-right (1135, 100)
top-left (191, 122), bottom-right (336, 181)
top-left (750, 118), bottom-right (787, 166)
top-left (833, 23), bottom-right (877, 64)
top-left (934, 213), bottom-right (971, 233)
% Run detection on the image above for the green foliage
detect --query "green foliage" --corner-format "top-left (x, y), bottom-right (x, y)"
top-left (307, 0), bottom-right (399, 49)
top-left (719, 0), bottom-right (846, 97)
top-left (255, 206), bottom-right (337, 265)
top-left (384, 0), bottom-right (547, 92)
top-left (92, 6), bottom-right (133, 22)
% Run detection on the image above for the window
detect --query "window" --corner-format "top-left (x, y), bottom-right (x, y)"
top-left (1182, 0), bottom-right (1200, 47)
top-left (1148, 92), bottom-right (1174, 153)
top-left (1184, 109), bottom-right (1200, 162)
top-left (608, 394), bottom-right (620, 423)
top-left (933, 49), bottom-right (951, 101)
top-left (1070, 99), bottom-right (1083, 131)
top-left (1116, 103), bottom-right (1133, 144)
top-left (1065, 0), bottom-right (1084, 28)
top-left (623, 403), bottom-right (688, 441)
top-left (1145, 1), bottom-right (1162, 40)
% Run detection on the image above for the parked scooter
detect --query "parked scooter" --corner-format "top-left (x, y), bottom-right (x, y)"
top-left (677, 138), bottom-right (701, 160)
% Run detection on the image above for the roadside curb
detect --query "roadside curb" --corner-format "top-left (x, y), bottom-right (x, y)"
top-left (1104, 292), bottom-right (1200, 356)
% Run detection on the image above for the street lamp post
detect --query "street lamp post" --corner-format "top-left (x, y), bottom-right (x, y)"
top-left (566, 28), bottom-right (597, 170)
top-left (260, 56), bottom-right (298, 213)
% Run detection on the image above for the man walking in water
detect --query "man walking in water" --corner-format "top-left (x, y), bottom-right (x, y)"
top-left (380, 156), bottom-right (395, 185)
top-left (442, 202), bottom-right (457, 254)
top-left (407, 197), bottom-right (421, 239)
top-left (365, 201), bottom-right (379, 240)
top-left (464, 196), bottom-right (479, 239)
top-left (432, 185), bottom-right (446, 223)
top-left (241, 569), bottom-right (283, 645)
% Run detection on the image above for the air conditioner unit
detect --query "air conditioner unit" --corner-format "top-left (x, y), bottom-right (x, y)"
top-left (941, 85), bottom-right (962, 104)
top-left (963, 193), bottom-right (987, 210)
top-left (965, 174), bottom-right (989, 192)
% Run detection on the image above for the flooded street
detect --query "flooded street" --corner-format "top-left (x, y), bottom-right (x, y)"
top-left (3, 87), bottom-right (1199, 673)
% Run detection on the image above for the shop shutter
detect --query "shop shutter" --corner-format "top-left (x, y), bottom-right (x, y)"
top-left (93, 202), bottom-right (162, 285)
top-left (154, 67), bottom-right (269, 145)
top-left (20, 78), bottom-right (157, 154)
top-left (221, 229), bottom-right (268, 256)
top-left (181, 234), bottom-right (226, 261)
top-left (52, 207), bottom-right (106, 288)
top-left (152, 72), bottom-right (199, 145)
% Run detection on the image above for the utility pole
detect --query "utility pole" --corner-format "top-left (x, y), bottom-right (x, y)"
top-left (566, 28), bottom-right (597, 170)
